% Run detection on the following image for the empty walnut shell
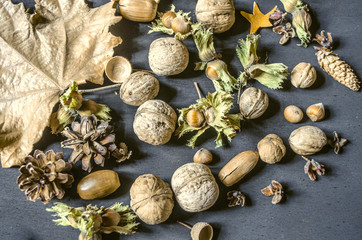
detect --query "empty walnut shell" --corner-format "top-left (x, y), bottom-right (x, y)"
top-left (171, 163), bottom-right (219, 212)
top-left (257, 134), bottom-right (286, 164)
top-left (130, 174), bottom-right (174, 225)
top-left (148, 37), bottom-right (189, 76)
top-left (218, 151), bottom-right (259, 186)
top-left (289, 125), bottom-right (327, 155)
top-left (120, 71), bottom-right (160, 106)
top-left (133, 100), bottom-right (177, 145)
top-left (77, 170), bottom-right (120, 200)
top-left (105, 56), bottom-right (132, 83)
top-left (291, 62), bottom-right (316, 88)
top-left (239, 87), bottom-right (269, 119)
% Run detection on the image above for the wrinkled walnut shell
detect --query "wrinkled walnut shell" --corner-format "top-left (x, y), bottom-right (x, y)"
top-left (120, 71), bottom-right (159, 106)
top-left (130, 174), bottom-right (174, 225)
top-left (148, 37), bottom-right (189, 76)
top-left (257, 134), bottom-right (286, 164)
top-left (239, 87), bottom-right (269, 119)
top-left (133, 100), bottom-right (177, 145)
top-left (291, 62), bottom-right (316, 88)
top-left (171, 163), bottom-right (219, 212)
top-left (195, 0), bottom-right (235, 34)
top-left (289, 125), bottom-right (327, 155)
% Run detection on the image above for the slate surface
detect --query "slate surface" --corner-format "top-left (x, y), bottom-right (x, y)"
top-left (1, 0), bottom-right (362, 240)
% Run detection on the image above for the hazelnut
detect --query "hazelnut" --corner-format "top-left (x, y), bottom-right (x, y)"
top-left (306, 103), bottom-right (325, 122)
top-left (257, 134), bottom-right (286, 164)
top-left (291, 62), bottom-right (316, 88)
top-left (162, 11), bottom-right (176, 28)
top-left (171, 16), bottom-right (191, 34)
top-left (284, 105), bottom-right (304, 123)
top-left (193, 148), bottom-right (213, 164)
top-left (186, 109), bottom-right (205, 128)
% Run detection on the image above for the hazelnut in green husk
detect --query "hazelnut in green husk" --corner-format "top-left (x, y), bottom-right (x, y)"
top-left (47, 202), bottom-right (138, 240)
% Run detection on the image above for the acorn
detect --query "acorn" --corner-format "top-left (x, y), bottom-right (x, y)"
top-left (171, 16), bottom-right (191, 34)
top-left (186, 109), bottom-right (205, 127)
top-left (162, 11), bottom-right (176, 28)
top-left (306, 103), bottom-right (325, 122)
top-left (193, 148), bottom-right (213, 164)
top-left (284, 105), bottom-right (304, 123)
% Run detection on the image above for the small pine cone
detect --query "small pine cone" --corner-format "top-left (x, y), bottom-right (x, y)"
top-left (61, 115), bottom-right (131, 172)
top-left (17, 150), bottom-right (74, 204)
top-left (316, 50), bottom-right (360, 91)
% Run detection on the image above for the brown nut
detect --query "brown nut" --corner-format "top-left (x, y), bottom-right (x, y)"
top-left (239, 87), bottom-right (269, 119)
top-left (162, 11), bottom-right (176, 28)
top-left (77, 170), bottom-right (120, 200)
top-left (306, 103), bottom-right (325, 122)
top-left (291, 62), bottom-right (317, 88)
top-left (257, 134), bottom-right (286, 164)
top-left (218, 151), bottom-right (259, 187)
top-left (284, 105), bottom-right (304, 123)
top-left (289, 125), bottom-right (327, 155)
top-left (171, 16), bottom-right (191, 34)
top-left (186, 109), bottom-right (205, 128)
top-left (193, 148), bottom-right (213, 164)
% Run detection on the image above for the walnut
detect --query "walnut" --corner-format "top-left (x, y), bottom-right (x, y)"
top-left (120, 71), bottom-right (159, 106)
top-left (291, 62), bottom-right (317, 88)
top-left (171, 163), bottom-right (219, 212)
top-left (133, 100), bottom-right (177, 145)
top-left (148, 37), bottom-right (189, 76)
top-left (257, 134), bottom-right (286, 164)
top-left (130, 174), bottom-right (174, 225)
top-left (195, 0), bottom-right (235, 34)
top-left (239, 87), bottom-right (269, 119)
top-left (289, 126), bottom-right (327, 155)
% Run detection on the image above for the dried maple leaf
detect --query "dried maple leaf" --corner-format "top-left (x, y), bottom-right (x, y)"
top-left (0, 0), bottom-right (122, 168)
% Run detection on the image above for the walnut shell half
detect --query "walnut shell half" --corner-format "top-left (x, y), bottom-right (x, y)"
top-left (130, 174), bottom-right (174, 225)
top-left (289, 125), bottom-right (327, 155)
top-left (171, 163), bottom-right (219, 212)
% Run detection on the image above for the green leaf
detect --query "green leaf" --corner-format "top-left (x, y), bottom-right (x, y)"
top-left (192, 27), bottom-right (217, 62)
top-left (236, 34), bottom-right (260, 68)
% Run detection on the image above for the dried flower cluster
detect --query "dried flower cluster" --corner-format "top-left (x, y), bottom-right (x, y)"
top-left (328, 131), bottom-right (348, 154)
top-left (302, 156), bottom-right (326, 181)
top-left (261, 180), bottom-right (284, 204)
top-left (227, 190), bottom-right (246, 207)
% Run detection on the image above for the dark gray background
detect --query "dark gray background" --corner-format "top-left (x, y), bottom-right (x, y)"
top-left (1, 0), bottom-right (361, 239)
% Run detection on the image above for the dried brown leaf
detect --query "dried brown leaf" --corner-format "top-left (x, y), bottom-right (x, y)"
top-left (0, 0), bottom-right (122, 167)
top-left (261, 185), bottom-right (274, 196)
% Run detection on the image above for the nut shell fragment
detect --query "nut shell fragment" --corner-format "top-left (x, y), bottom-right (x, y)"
top-left (105, 56), bottom-right (132, 83)
top-left (191, 222), bottom-right (213, 240)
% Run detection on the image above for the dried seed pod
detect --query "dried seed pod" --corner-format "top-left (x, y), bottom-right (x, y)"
top-left (289, 125), bottom-right (327, 155)
top-left (162, 11), bottom-right (177, 28)
top-left (291, 62), bottom-right (316, 88)
top-left (196, 0), bottom-right (235, 34)
top-left (130, 174), bottom-right (174, 225)
top-left (193, 148), bottom-right (213, 164)
top-left (239, 87), bottom-right (269, 119)
top-left (120, 71), bottom-right (160, 106)
top-left (171, 163), bottom-right (219, 212)
top-left (186, 109), bottom-right (205, 127)
top-left (77, 170), bottom-right (120, 200)
top-left (148, 37), bottom-right (189, 76)
top-left (284, 105), bottom-right (304, 123)
top-left (118, 0), bottom-right (160, 22)
top-left (306, 103), bottom-right (325, 122)
top-left (280, 0), bottom-right (299, 13)
top-left (257, 134), bottom-right (286, 164)
top-left (171, 16), bottom-right (192, 35)
top-left (218, 151), bottom-right (259, 186)
top-left (105, 56), bottom-right (132, 83)
top-left (133, 100), bottom-right (177, 145)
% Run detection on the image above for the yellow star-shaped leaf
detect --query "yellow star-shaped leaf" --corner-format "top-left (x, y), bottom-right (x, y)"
top-left (241, 2), bottom-right (277, 34)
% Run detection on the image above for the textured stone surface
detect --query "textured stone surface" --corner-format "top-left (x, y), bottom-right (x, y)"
top-left (1, 0), bottom-right (362, 239)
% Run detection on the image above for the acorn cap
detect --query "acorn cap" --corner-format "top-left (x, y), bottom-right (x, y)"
top-left (190, 222), bottom-right (213, 240)
top-left (105, 56), bottom-right (132, 83)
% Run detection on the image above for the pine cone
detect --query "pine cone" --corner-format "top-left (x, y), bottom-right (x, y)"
top-left (61, 115), bottom-right (131, 172)
top-left (316, 51), bottom-right (360, 91)
top-left (17, 150), bottom-right (74, 204)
